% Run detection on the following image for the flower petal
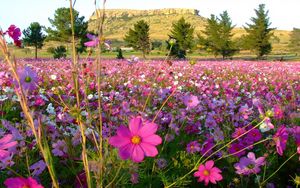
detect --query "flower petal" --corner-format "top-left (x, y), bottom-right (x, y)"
top-left (131, 145), bottom-right (144, 163)
top-left (140, 143), bottom-right (158, 157)
top-left (117, 125), bottom-right (132, 138)
top-left (142, 135), bottom-right (162, 145)
top-left (129, 117), bottom-right (142, 135)
top-left (119, 144), bottom-right (133, 160)
top-left (0, 134), bottom-right (13, 144)
top-left (138, 122), bottom-right (158, 138)
top-left (109, 136), bottom-right (130, 148)
top-left (205, 160), bottom-right (214, 170)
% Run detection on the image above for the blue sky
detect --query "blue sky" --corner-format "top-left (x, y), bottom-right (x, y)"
top-left (1, 0), bottom-right (300, 32)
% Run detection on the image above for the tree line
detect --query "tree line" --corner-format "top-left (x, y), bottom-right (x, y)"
top-left (22, 4), bottom-right (300, 60)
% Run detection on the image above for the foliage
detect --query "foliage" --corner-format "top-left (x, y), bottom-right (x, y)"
top-left (124, 20), bottom-right (151, 58)
top-left (116, 47), bottom-right (124, 59)
top-left (46, 7), bottom-right (88, 54)
top-left (168, 17), bottom-right (194, 59)
top-left (289, 28), bottom-right (300, 54)
top-left (242, 4), bottom-right (275, 59)
top-left (50, 45), bottom-right (67, 59)
top-left (198, 11), bottom-right (238, 59)
top-left (22, 22), bottom-right (46, 59)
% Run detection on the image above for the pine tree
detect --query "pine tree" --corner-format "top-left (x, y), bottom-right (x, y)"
top-left (168, 17), bottom-right (194, 59)
top-left (198, 12), bottom-right (237, 59)
top-left (124, 20), bottom-right (150, 58)
top-left (23, 22), bottom-right (46, 59)
top-left (46, 8), bottom-right (88, 54)
top-left (244, 4), bottom-right (275, 59)
top-left (289, 28), bottom-right (300, 54)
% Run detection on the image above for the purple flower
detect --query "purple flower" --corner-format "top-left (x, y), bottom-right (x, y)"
top-left (228, 143), bottom-right (246, 157)
top-left (234, 152), bottom-right (265, 175)
top-left (84, 33), bottom-right (99, 47)
top-left (0, 134), bottom-right (17, 160)
top-left (156, 158), bottom-right (167, 169)
top-left (16, 66), bottom-right (38, 91)
top-left (183, 94), bottom-right (199, 109)
top-left (5, 25), bottom-right (22, 47)
top-left (30, 160), bottom-right (46, 176)
top-left (52, 140), bottom-right (67, 157)
top-left (0, 155), bottom-right (15, 169)
top-left (186, 141), bottom-right (201, 154)
top-left (200, 138), bottom-right (214, 157)
top-left (273, 125), bottom-right (288, 156)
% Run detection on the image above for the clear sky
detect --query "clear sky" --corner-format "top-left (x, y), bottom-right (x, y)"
top-left (1, 0), bottom-right (300, 32)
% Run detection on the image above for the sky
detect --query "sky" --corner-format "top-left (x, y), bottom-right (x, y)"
top-left (1, 0), bottom-right (300, 32)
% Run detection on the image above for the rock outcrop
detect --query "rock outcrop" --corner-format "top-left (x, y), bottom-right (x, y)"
top-left (90, 8), bottom-right (199, 20)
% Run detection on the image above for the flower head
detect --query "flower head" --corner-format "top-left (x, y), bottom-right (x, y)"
top-left (194, 160), bottom-right (223, 186)
top-left (30, 160), bottom-right (46, 176)
top-left (186, 141), bottom-right (201, 154)
top-left (84, 33), bottom-right (99, 47)
top-left (16, 66), bottom-right (38, 91)
top-left (4, 177), bottom-right (44, 188)
top-left (5, 25), bottom-right (22, 47)
top-left (109, 116), bottom-right (162, 163)
top-left (234, 152), bottom-right (265, 175)
top-left (183, 94), bottom-right (199, 109)
top-left (273, 125), bottom-right (288, 156)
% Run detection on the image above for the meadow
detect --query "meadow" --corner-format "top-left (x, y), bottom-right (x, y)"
top-left (0, 57), bottom-right (299, 187)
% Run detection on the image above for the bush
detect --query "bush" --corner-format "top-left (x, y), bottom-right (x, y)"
top-left (116, 47), bottom-right (124, 59)
top-left (51, 46), bottom-right (67, 59)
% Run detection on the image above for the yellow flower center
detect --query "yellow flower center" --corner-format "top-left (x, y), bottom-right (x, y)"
top-left (23, 186), bottom-right (30, 188)
top-left (188, 99), bottom-right (193, 103)
top-left (203, 169), bottom-right (210, 176)
top-left (131, 136), bottom-right (141, 144)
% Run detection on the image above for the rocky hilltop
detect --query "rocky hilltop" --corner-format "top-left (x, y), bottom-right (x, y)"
top-left (90, 8), bottom-right (200, 20)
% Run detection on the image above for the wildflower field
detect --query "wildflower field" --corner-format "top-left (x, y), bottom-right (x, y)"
top-left (0, 56), bottom-right (299, 187)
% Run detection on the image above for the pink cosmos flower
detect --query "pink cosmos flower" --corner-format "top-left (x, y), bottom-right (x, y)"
top-left (194, 160), bottom-right (223, 186)
top-left (4, 177), bottom-right (44, 188)
top-left (273, 125), bottom-right (288, 156)
top-left (183, 94), bottom-right (199, 109)
top-left (84, 34), bottom-right (99, 47)
top-left (0, 134), bottom-right (17, 159)
top-left (109, 116), bottom-right (162, 163)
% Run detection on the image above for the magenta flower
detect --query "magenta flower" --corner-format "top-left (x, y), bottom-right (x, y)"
top-left (234, 152), bottom-right (265, 175)
top-left (4, 25), bottom-right (22, 47)
top-left (0, 134), bottom-right (17, 159)
top-left (109, 116), bottom-right (162, 163)
top-left (16, 66), bottom-right (38, 91)
top-left (194, 160), bottom-right (223, 186)
top-left (183, 94), bottom-right (199, 109)
top-left (4, 177), bottom-right (44, 188)
top-left (228, 143), bottom-right (246, 157)
top-left (84, 33), bottom-right (99, 47)
top-left (273, 125), bottom-right (289, 156)
top-left (273, 105), bottom-right (284, 120)
top-left (186, 141), bottom-right (201, 154)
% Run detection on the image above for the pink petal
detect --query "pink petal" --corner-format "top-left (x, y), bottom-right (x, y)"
top-left (0, 134), bottom-right (13, 144)
top-left (131, 145), bottom-right (144, 163)
top-left (204, 177), bottom-right (210, 186)
top-left (140, 142), bottom-right (158, 157)
top-left (138, 122), bottom-right (158, 138)
top-left (209, 176), bottom-right (217, 184)
top-left (109, 136), bottom-right (130, 148)
top-left (0, 149), bottom-right (10, 158)
top-left (84, 41), bottom-right (97, 47)
top-left (205, 160), bottom-right (214, 170)
top-left (247, 152), bottom-right (256, 160)
top-left (129, 117), bottom-right (142, 135)
top-left (119, 144), bottom-right (133, 160)
top-left (117, 125), bottom-right (132, 138)
top-left (0, 141), bottom-right (17, 150)
top-left (194, 171), bottom-right (201, 177)
top-left (142, 135), bottom-right (162, 145)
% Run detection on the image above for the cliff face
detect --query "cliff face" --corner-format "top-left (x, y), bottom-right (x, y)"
top-left (90, 8), bottom-right (200, 20)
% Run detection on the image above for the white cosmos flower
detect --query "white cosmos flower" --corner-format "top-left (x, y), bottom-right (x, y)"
top-left (50, 74), bottom-right (57, 80)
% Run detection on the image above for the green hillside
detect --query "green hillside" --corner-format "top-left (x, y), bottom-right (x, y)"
top-left (88, 8), bottom-right (292, 54)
